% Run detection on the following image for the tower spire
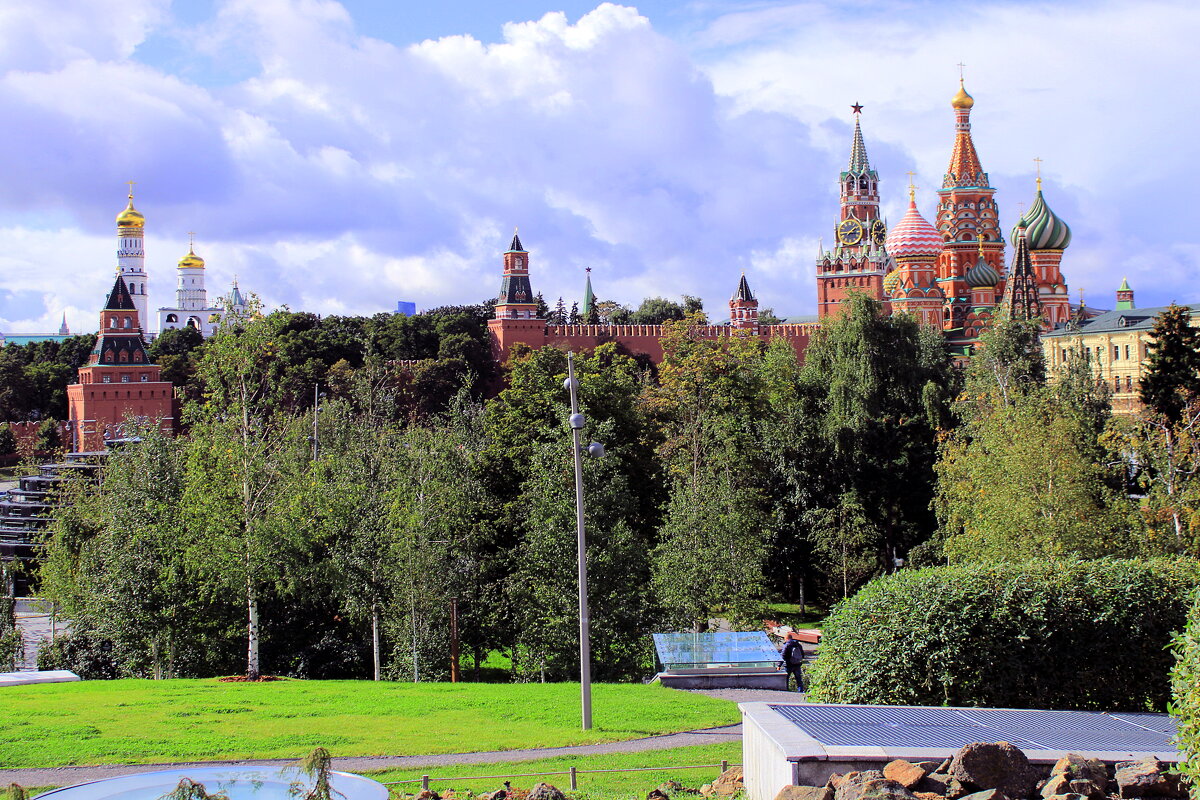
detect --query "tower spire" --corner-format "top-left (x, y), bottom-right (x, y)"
top-left (847, 103), bottom-right (871, 175)
top-left (945, 77), bottom-right (986, 188)
top-left (1004, 224), bottom-right (1041, 322)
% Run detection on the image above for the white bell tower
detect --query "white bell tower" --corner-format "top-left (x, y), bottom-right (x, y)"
top-left (115, 181), bottom-right (149, 331)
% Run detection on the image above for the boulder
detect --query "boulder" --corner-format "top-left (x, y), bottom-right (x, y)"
top-left (1115, 758), bottom-right (1185, 799)
top-left (833, 771), bottom-right (918, 800)
top-left (885, 761), bottom-right (932, 790)
top-left (775, 786), bottom-right (834, 800)
top-left (915, 774), bottom-right (952, 797)
top-left (959, 791), bottom-right (1008, 800)
top-left (1052, 754), bottom-right (1108, 788)
top-left (709, 767), bottom-right (744, 797)
top-left (950, 742), bottom-right (1036, 800)
top-left (648, 791), bottom-right (670, 800)
top-left (526, 785), bottom-right (564, 800)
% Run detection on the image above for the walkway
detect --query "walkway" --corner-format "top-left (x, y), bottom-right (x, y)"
top-left (0, 688), bottom-right (804, 788)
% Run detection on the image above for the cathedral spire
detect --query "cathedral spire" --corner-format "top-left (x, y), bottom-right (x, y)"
top-left (1004, 224), bottom-right (1041, 322)
top-left (944, 79), bottom-right (987, 188)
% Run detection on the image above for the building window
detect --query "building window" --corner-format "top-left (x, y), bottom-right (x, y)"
top-left (1114, 376), bottom-right (1120, 392)
top-left (1125, 344), bottom-right (1131, 360)
top-left (102, 375), bottom-right (111, 383)
top-left (121, 375), bottom-right (130, 383)
top-left (1114, 345), bottom-right (1120, 360)
top-left (166, 314), bottom-right (178, 323)
top-left (1126, 375), bottom-right (1133, 392)
top-left (141, 374), bottom-right (149, 382)
top-left (123, 316), bottom-right (132, 329)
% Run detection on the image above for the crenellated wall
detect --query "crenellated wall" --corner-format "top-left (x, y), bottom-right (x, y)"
top-left (490, 319), bottom-right (820, 366)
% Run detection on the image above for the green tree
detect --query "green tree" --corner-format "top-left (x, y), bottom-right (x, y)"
top-left (184, 305), bottom-right (313, 678)
top-left (796, 294), bottom-right (956, 590)
top-left (34, 419), bottom-right (61, 454)
top-left (0, 424), bottom-right (16, 457)
top-left (1140, 304), bottom-right (1200, 424)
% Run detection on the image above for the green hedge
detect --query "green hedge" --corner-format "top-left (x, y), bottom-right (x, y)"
top-left (806, 558), bottom-right (1200, 711)
top-left (1170, 589), bottom-right (1200, 790)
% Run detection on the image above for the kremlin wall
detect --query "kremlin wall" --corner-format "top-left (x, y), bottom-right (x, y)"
top-left (63, 79), bottom-right (1100, 446)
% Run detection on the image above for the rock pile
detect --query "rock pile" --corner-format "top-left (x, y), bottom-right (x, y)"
top-left (773, 743), bottom-right (1186, 800)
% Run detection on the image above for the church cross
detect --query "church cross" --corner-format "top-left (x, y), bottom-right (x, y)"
top-left (956, 62), bottom-right (966, 80)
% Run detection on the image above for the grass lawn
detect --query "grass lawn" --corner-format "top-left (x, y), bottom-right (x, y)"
top-left (370, 741), bottom-right (743, 800)
top-left (0, 680), bottom-right (739, 770)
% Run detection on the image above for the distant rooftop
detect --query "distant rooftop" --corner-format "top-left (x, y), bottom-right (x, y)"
top-left (1044, 304), bottom-right (1197, 338)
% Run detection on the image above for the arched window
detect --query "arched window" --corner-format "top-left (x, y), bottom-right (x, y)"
top-left (166, 314), bottom-right (178, 323)
top-left (123, 316), bottom-right (132, 329)
top-left (119, 350), bottom-right (129, 363)
top-left (133, 351), bottom-right (142, 363)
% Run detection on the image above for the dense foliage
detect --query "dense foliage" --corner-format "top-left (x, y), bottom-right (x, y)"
top-left (0, 334), bottom-right (95, 422)
top-left (1170, 589), bottom-right (1200, 792)
top-left (809, 558), bottom-right (1200, 711)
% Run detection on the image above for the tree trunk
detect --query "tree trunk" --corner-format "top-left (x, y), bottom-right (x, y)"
top-left (372, 602), bottom-right (381, 682)
top-left (247, 580), bottom-right (260, 679)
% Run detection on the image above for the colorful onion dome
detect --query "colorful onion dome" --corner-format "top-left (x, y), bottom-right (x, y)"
top-left (951, 79), bottom-right (974, 110)
top-left (884, 199), bottom-right (942, 259)
top-left (1021, 184), bottom-right (1071, 250)
top-left (116, 194), bottom-right (144, 228)
top-left (178, 245), bottom-right (205, 269)
top-left (965, 252), bottom-right (1000, 288)
top-left (883, 269), bottom-right (902, 296)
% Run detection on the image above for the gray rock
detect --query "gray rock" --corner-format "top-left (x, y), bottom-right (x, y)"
top-left (949, 742), bottom-right (1036, 800)
top-left (833, 771), bottom-right (918, 800)
top-left (915, 774), bottom-right (953, 797)
top-left (959, 790), bottom-right (1007, 800)
top-left (527, 784), bottom-right (566, 800)
top-left (775, 786), bottom-right (834, 800)
top-left (1115, 758), bottom-right (1184, 799)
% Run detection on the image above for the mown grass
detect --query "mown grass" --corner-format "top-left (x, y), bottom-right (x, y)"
top-left (370, 741), bottom-right (743, 800)
top-left (0, 680), bottom-right (739, 769)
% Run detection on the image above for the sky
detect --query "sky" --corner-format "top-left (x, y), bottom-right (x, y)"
top-left (1, 0), bottom-right (1198, 332)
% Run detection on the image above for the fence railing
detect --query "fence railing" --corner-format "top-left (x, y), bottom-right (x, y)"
top-left (383, 761), bottom-right (741, 791)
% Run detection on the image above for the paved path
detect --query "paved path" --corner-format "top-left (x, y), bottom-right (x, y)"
top-left (0, 688), bottom-right (806, 789)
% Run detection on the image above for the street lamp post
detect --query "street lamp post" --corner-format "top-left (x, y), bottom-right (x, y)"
top-left (564, 352), bottom-right (604, 730)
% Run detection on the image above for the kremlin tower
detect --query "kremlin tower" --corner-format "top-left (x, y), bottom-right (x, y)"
top-left (67, 274), bottom-right (176, 450)
top-left (730, 273), bottom-right (759, 332)
top-left (115, 184), bottom-right (150, 330)
top-left (157, 235), bottom-right (228, 337)
top-left (816, 105), bottom-right (890, 319)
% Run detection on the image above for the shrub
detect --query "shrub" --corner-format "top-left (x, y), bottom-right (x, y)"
top-left (1170, 589), bottom-right (1200, 791)
top-left (806, 558), bottom-right (1200, 711)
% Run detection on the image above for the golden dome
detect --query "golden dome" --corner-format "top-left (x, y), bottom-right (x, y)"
top-left (116, 195), bottom-right (144, 228)
top-left (951, 80), bottom-right (974, 110)
top-left (178, 246), bottom-right (205, 269)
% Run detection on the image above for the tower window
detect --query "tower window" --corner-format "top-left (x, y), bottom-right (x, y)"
top-left (102, 375), bottom-right (111, 383)
top-left (123, 316), bottom-right (132, 329)
top-left (141, 374), bottom-right (149, 382)
top-left (122, 374), bottom-right (130, 383)
top-left (166, 314), bottom-right (178, 323)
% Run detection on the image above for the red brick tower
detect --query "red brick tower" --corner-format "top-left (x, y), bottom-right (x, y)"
top-left (67, 273), bottom-right (176, 451)
top-left (817, 104), bottom-right (890, 319)
top-left (884, 186), bottom-right (945, 327)
top-left (487, 231), bottom-right (549, 361)
top-left (730, 273), bottom-right (759, 332)
top-left (936, 80), bottom-right (1005, 351)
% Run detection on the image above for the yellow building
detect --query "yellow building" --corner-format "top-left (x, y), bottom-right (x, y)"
top-left (1042, 282), bottom-right (1198, 414)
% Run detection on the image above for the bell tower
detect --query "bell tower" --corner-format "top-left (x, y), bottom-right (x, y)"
top-left (115, 182), bottom-right (150, 331)
top-left (817, 104), bottom-right (890, 319)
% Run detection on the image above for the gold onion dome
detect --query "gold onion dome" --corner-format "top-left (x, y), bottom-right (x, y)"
top-left (178, 246), bottom-right (205, 269)
top-left (951, 80), bottom-right (974, 110)
top-left (116, 195), bottom-right (144, 228)
top-left (883, 269), bottom-right (903, 296)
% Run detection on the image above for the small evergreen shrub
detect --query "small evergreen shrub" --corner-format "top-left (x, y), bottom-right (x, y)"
top-left (806, 558), bottom-right (1200, 711)
top-left (1170, 589), bottom-right (1200, 792)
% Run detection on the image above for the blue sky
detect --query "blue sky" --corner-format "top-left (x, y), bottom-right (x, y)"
top-left (1, 0), bottom-right (1197, 332)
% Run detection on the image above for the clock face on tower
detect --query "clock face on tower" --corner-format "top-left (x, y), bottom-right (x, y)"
top-left (870, 219), bottom-right (887, 247)
top-left (837, 218), bottom-right (863, 245)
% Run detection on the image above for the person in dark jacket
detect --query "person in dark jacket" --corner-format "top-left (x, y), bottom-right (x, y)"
top-left (780, 635), bottom-right (805, 692)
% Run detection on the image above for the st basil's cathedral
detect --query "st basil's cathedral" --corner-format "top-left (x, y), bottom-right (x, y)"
top-left (814, 79), bottom-right (1074, 356)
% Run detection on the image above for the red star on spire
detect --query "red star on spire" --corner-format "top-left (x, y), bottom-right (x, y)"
top-left (851, 102), bottom-right (863, 114)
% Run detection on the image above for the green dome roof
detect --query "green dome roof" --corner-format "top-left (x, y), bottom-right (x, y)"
top-left (1016, 187), bottom-right (1071, 251)
top-left (965, 252), bottom-right (1001, 288)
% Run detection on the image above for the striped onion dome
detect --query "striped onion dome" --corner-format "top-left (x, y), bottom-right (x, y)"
top-left (883, 269), bottom-right (902, 295)
top-left (884, 200), bottom-right (943, 259)
top-left (965, 251), bottom-right (1000, 288)
top-left (1020, 187), bottom-right (1071, 250)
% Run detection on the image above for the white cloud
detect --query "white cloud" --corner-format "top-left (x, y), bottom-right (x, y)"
top-left (0, 0), bottom-right (1195, 335)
